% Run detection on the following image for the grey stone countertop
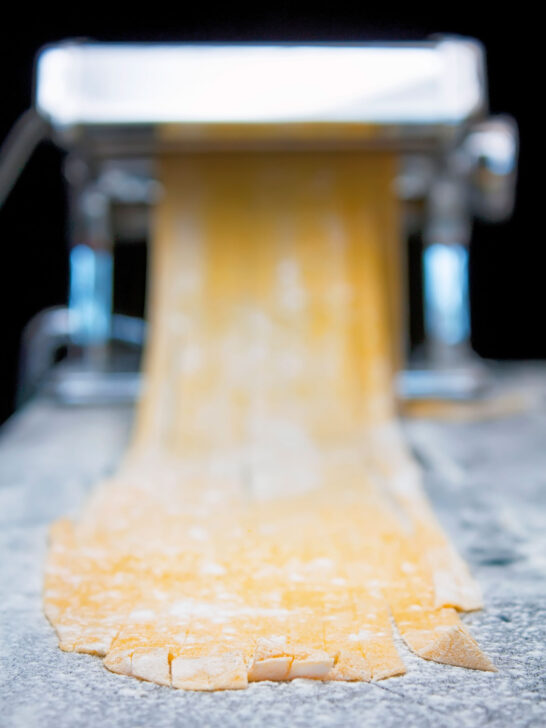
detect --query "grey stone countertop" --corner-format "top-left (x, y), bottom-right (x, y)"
top-left (1, 365), bottom-right (545, 727)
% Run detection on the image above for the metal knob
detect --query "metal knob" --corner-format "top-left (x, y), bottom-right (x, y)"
top-left (463, 115), bottom-right (519, 222)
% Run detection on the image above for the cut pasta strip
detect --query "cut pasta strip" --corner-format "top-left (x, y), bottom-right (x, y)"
top-left (44, 151), bottom-right (493, 690)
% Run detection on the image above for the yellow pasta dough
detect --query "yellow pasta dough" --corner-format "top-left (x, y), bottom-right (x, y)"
top-left (44, 151), bottom-right (494, 690)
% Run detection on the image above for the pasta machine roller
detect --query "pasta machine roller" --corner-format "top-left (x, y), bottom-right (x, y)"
top-left (0, 38), bottom-right (518, 404)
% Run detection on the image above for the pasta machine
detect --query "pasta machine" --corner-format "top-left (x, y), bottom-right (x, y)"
top-left (0, 38), bottom-right (518, 404)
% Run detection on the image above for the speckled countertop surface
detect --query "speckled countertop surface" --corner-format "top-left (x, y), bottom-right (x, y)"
top-left (1, 366), bottom-right (545, 727)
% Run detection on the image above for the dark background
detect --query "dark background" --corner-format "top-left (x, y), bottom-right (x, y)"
top-left (0, 9), bottom-right (541, 424)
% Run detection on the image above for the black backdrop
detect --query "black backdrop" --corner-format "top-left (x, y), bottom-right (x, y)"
top-left (0, 8), bottom-right (541, 424)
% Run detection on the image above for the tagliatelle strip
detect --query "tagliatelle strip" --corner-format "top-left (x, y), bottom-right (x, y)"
top-left (44, 152), bottom-right (494, 690)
